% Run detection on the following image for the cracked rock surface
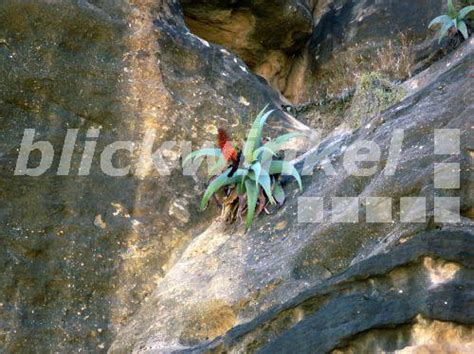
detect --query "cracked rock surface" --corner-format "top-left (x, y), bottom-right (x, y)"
top-left (110, 39), bottom-right (474, 352)
top-left (0, 0), bottom-right (472, 353)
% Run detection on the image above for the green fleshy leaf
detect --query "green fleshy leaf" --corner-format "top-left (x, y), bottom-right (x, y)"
top-left (429, 15), bottom-right (452, 28)
top-left (448, 0), bottom-right (456, 17)
top-left (459, 5), bottom-right (474, 19)
top-left (237, 181), bottom-right (245, 195)
top-left (251, 162), bottom-right (261, 188)
top-left (244, 179), bottom-right (258, 229)
top-left (269, 160), bottom-right (303, 191)
top-left (438, 20), bottom-right (453, 43)
top-left (183, 148), bottom-right (222, 166)
top-left (272, 182), bottom-right (285, 205)
top-left (258, 169), bottom-right (275, 204)
top-left (208, 154), bottom-right (227, 176)
top-left (200, 168), bottom-right (248, 210)
top-left (201, 168), bottom-right (233, 209)
top-left (253, 146), bottom-right (277, 161)
top-left (235, 168), bottom-right (249, 195)
top-left (458, 20), bottom-right (469, 39)
top-left (242, 106), bottom-right (274, 164)
top-left (260, 132), bottom-right (303, 162)
top-left (240, 168), bottom-right (250, 190)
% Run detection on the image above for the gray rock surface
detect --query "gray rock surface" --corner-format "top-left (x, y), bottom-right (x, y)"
top-left (194, 229), bottom-right (474, 353)
top-left (180, 0), bottom-right (446, 103)
top-left (0, 0), bottom-right (308, 352)
top-left (286, 0), bottom-right (446, 102)
top-left (0, 0), bottom-right (472, 353)
top-left (109, 38), bottom-right (474, 353)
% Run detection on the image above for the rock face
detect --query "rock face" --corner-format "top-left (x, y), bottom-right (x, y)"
top-left (287, 0), bottom-right (446, 102)
top-left (110, 38), bottom-right (474, 352)
top-left (0, 0), bottom-right (308, 352)
top-left (1, 0), bottom-right (472, 353)
top-left (181, 0), bottom-right (313, 93)
top-left (198, 230), bottom-right (474, 353)
top-left (180, 0), bottom-right (445, 103)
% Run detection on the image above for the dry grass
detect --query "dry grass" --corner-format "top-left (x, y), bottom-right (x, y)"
top-left (312, 33), bottom-right (415, 98)
top-left (373, 33), bottom-right (414, 80)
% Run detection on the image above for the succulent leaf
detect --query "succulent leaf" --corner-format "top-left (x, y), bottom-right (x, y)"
top-left (244, 179), bottom-right (258, 229)
top-left (269, 160), bottom-right (303, 191)
top-left (251, 162), bottom-right (261, 188)
top-left (458, 20), bottom-right (469, 39)
top-left (438, 20), bottom-right (454, 43)
top-left (243, 106), bottom-right (273, 163)
top-left (260, 132), bottom-right (303, 162)
top-left (272, 182), bottom-right (285, 205)
top-left (258, 169), bottom-right (275, 205)
top-left (429, 15), bottom-right (452, 28)
top-left (183, 148), bottom-right (222, 166)
top-left (208, 154), bottom-right (228, 176)
top-left (448, 0), bottom-right (457, 17)
top-left (459, 5), bottom-right (474, 19)
top-left (200, 169), bottom-right (248, 209)
top-left (253, 146), bottom-right (277, 161)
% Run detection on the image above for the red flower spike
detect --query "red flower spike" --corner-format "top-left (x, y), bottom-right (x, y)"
top-left (217, 128), bottom-right (238, 162)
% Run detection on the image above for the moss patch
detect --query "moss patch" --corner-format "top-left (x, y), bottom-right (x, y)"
top-left (347, 72), bottom-right (405, 128)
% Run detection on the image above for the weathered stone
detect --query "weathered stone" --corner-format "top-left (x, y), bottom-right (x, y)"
top-left (285, 0), bottom-right (446, 102)
top-left (345, 72), bottom-right (405, 129)
top-left (180, 0), bottom-right (313, 93)
top-left (1, 0), bottom-right (473, 352)
top-left (0, 0), bottom-right (310, 352)
top-left (109, 38), bottom-right (474, 353)
top-left (197, 230), bottom-right (474, 353)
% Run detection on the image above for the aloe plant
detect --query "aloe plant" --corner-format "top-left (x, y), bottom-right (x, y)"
top-left (429, 0), bottom-right (474, 43)
top-left (184, 106), bottom-right (303, 229)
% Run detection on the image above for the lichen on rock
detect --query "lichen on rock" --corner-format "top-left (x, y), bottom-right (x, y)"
top-left (347, 72), bottom-right (406, 128)
top-left (180, 300), bottom-right (236, 345)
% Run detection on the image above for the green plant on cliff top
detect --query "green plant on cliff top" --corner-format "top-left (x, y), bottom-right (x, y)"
top-left (184, 106), bottom-right (303, 229)
top-left (429, 0), bottom-right (474, 43)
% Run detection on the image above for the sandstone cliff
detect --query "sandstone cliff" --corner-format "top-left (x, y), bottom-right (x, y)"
top-left (0, 0), bottom-right (472, 353)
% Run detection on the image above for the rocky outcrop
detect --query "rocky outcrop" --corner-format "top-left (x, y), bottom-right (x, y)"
top-left (0, 1), bottom-right (309, 352)
top-left (181, 0), bottom-right (313, 93)
top-left (180, 0), bottom-right (446, 104)
top-left (110, 39), bottom-right (474, 352)
top-left (1, 0), bottom-right (472, 353)
top-left (195, 230), bottom-right (474, 353)
top-left (286, 0), bottom-right (446, 102)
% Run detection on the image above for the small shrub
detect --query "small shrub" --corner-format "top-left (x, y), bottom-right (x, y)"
top-left (184, 106), bottom-right (303, 229)
top-left (429, 0), bottom-right (474, 43)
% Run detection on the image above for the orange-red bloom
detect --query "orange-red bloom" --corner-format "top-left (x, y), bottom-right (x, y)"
top-left (217, 128), bottom-right (238, 162)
